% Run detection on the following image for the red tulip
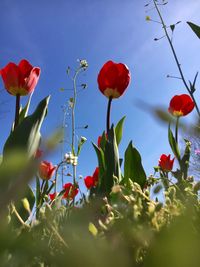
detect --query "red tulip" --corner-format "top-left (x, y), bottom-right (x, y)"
top-left (0, 59), bottom-right (40, 96)
top-left (168, 94), bottom-right (195, 117)
top-left (84, 167), bottom-right (99, 190)
top-left (49, 192), bottom-right (57, 201)
top-left (63, 183), bottom-right (79, 199)
top-left (39, 161), bottom-right (57, 180)
top-left (158, 154), bottom-right (174, 172)
top-left (84, 176), bottom-right (95, 190)
top-left (97, 60), bottom-right (130, 98)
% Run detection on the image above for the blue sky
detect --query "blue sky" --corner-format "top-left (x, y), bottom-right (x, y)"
top-left (0, 0), bottom-right (200, 192)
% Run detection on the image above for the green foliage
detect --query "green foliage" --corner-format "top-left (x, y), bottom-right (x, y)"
top-left (93, 125), bottom-right (121, 195)
top-left (180, 139), bottom-right (191, 179)
top-left (168, 125), bottom-right (180, 161)
top-left (124, 141), bottom-right (146, 188)
top-left (18, 94), bottom-right (32, 125)
top-left (3, 96), bottom-right (50, 160)
top-left (115, 116), bottom-right (125, 146)
top-left (1, 177), bottom-right (199, 267)
top-left (104, 125), bottom-right (121, 184)
top-left (187, 21), bottom-right (200, 39)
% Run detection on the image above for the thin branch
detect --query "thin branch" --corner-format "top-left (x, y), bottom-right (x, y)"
top-left (153, 0), bottom-right (200, 117)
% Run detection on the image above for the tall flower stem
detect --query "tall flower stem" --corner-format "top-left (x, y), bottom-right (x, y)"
top-left (153, 0), bottom-right (200, 118)
top-left (175, 117), bottom-right (180, 144)
top-left (106, 97), bottom-right (113, 133)
top-left (14, 94), bottom-right (20, 129)
top-left (72, 67), bottom-right (81, 185)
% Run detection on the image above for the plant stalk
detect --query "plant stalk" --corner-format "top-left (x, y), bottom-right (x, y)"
top-left (175, 116), bottom-right (180, 144)
top-left (71, 68), bottom-right (81, 185)
top-left (14, 94), bottom-right (20, 129)
top-left (106, 97), bottom-right (113, 133)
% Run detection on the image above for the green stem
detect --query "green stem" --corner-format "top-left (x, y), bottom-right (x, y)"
top-left (72, 68), bottom-right (81, 153)
top-left (153, 0), bottom-right (200, 118)
top-left (11, 203), bottom-right (30, 229)
top-left (54, 161), bottom-right (64, 194)
top-left (40, 180), bottom-right (45, 193)
top-left (71, 68), bottom-right (81, 188)
top-left (175, 116), bottom-right (180, 144)
top-left (106, 97), bottom-right (113, 133)
top-left (14, 94), bottom-right (20, 129)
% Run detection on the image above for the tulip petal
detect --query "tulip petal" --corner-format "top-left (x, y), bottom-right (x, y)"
top-left (24, 67), bottom-right (41, 94)
top-left (18, 59), bottom-right (33, 77)
top-left (1, 62), bottom-right (20, 94)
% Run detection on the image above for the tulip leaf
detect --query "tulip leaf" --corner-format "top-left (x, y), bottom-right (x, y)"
top-left (187, 21), bottom-right (200, 39)
top-left (92, 143), bottom-right (105, 189)
top-left (124, 141), bottom-right (146, 188)
top-left (115, 116), bottom-right (126, 146)
top-left (180, 139), bottom-right (191, 179)
top-left (18, 94), bottom-right (32, 125)
top-left (98, 131), bottom-right (107, 150)
top-left (92, 144), bottom-right (105, 172)
top-left (104, 125), bottom-right (121, 190)
top-left (3, 96), bottom-right (50, 160)
top-left (168, 125), bottom-right (180, 161)
top-left (93, 126), bottom-right (121, 195)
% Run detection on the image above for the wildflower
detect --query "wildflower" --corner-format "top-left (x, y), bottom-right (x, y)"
top-left (79, 59), bottom-right (88, 69)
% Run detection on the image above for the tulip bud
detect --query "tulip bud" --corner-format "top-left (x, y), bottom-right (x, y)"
top-left (39, 161), bottom-right (57, 180)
